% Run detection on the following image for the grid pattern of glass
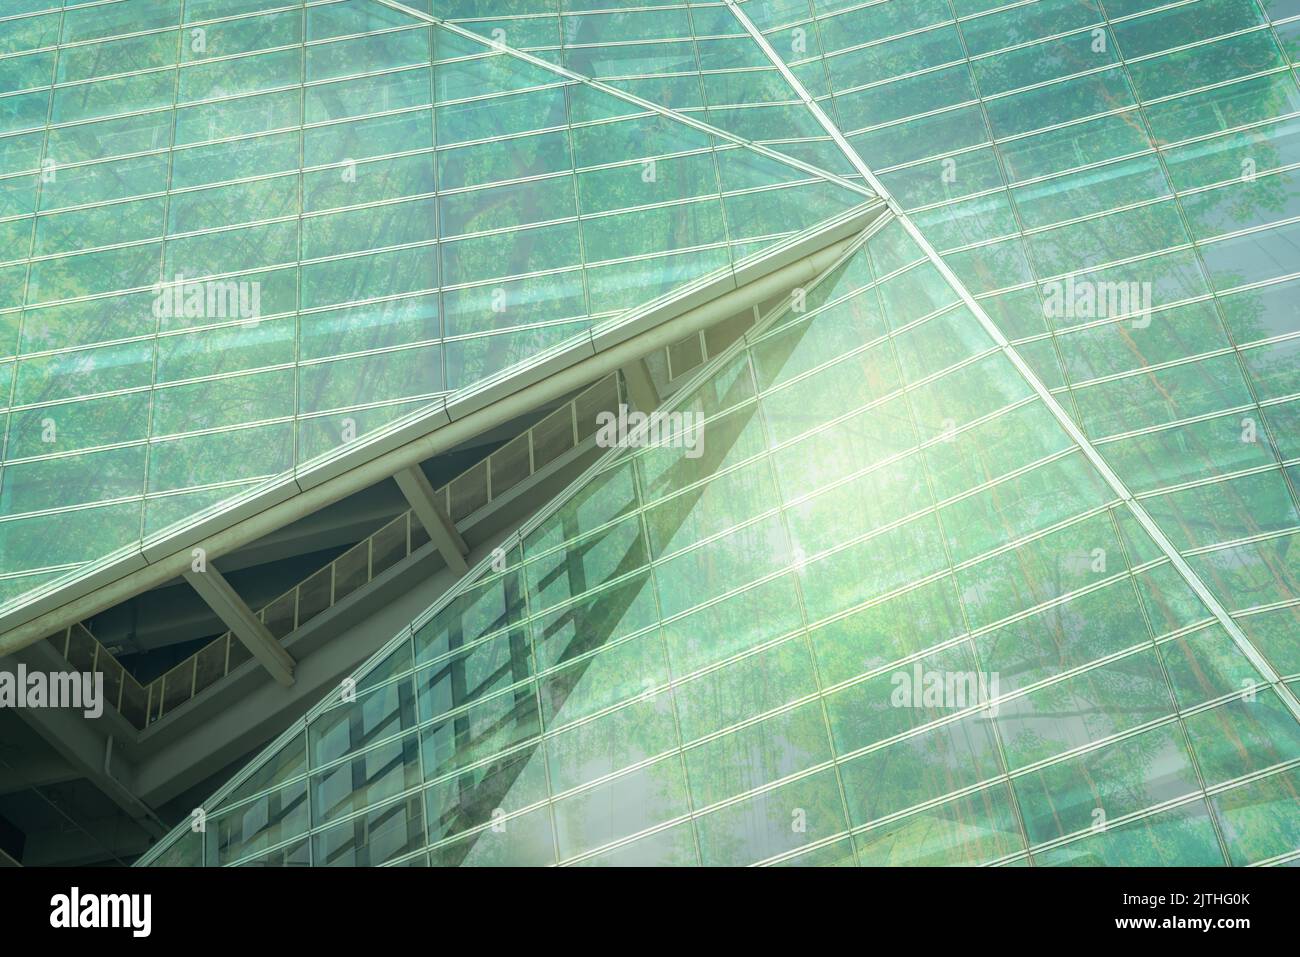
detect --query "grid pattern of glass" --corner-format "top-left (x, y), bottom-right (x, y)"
top-left (0, 0), bottom-right (877, 614)
top-left (142, 221), bottom-right (1300, 867)
top-left (724, 0), bottom-right (1300, 659)
top-left (431, 0), bottom-right (1300, 637)
top-left (420, 0), bottom-right (871, 179)
top-left (373, 0), bottom-right (1300, 663)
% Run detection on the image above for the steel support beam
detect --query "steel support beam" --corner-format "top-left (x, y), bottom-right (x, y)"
top-left (394, 466), bottom-right (469, 575)
top-left (133, 437), bottom-right (598, 807)
top-left (183, 563), bottom-right (295, 687)
top-left (621, 358), bottom-right (661, 413)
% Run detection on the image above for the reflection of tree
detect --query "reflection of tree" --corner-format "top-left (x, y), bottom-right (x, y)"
top-left (1039, 797), bottom-right (1225, 865)
top-left (1081, 70), bottom-right (1300, 653)
top-left (862, 17), bottom-right (1300, 861)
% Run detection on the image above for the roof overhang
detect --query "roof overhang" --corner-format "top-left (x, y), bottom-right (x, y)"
top-left (0, 204), bottom-right (887, 657)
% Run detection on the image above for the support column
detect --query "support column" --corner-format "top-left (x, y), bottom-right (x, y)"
top-left (395, 466), bottom-right (470, 576)
top-left (183, 563), bottom-right (295, 687)
top-left (621, 357), bottom-right (661, 413)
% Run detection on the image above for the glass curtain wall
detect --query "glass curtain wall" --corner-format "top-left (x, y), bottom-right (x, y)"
top-left (0, 0), bottom-right (875, 614)
top-left (143, 219), bottom-right (1300, 867)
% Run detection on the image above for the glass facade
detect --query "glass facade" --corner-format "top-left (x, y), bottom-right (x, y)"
top-left (4, 0), bottom-right (1296, 865)
top-left (144, 213), bottom-right (1299, 866)
top-left (0, 0), bottom-right (877, 613)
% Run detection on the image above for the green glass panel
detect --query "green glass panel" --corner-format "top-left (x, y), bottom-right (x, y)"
top-left (1013, 722), bottom-right (1200, 847)
top-left (1183, 691), bottom-right (1300, 787)
top-left (1210, 767), bottom-right (1300, 866)
top-left (1033, 800), bottom-right (1226, 866)
top-left (854, 783), bottom-right (1024, 866)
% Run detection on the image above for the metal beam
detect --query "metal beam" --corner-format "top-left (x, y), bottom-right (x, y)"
top-left (394, 466), bottom-right (469, 576)
top-left (134, 440), bottom-right (598, 807)
top-left (621, 358), bottom-right (661, 413)
top-left (4, 644), bottom-right (166, 839)
top-left (183, 563), bottom-right (295, 687)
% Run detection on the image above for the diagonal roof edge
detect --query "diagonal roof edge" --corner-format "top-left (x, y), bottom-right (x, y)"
top-left (720, 0), bottom-right (1300, 723)
top-left (0, 0), bottom-right (883, 619)
top-left (370, 0), bottom-right (876, 201)
top-left (0, 2), bottom-right (889, 638)
top-left (0, 204), bottom-right (886, 657)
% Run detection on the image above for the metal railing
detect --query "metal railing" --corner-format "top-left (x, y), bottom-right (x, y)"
top-left (42, 372), bottom-right (622, 730)
top-left (44, 621), bottom-right (151, 728)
